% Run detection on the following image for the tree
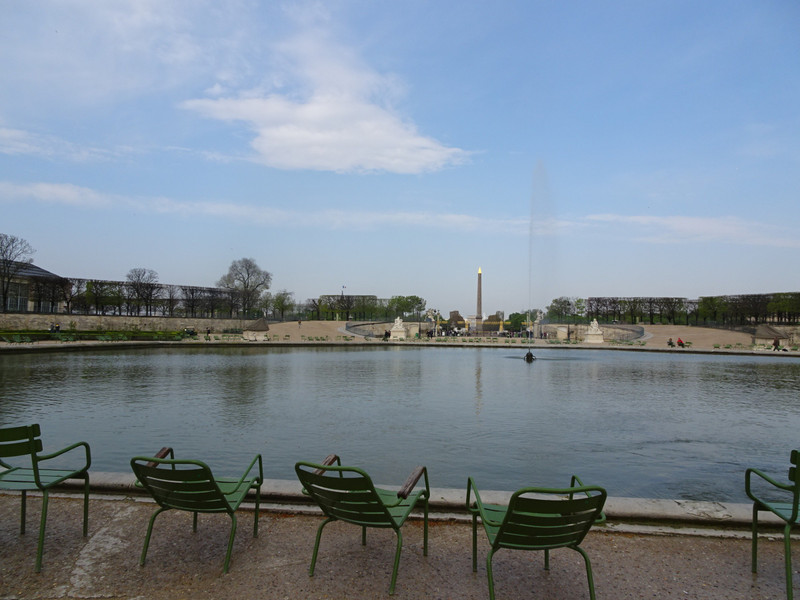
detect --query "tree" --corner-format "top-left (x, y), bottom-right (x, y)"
top-left (61, 278), bottom-right (86, 314)
top-left (0, 233), bottom-right (35, 312)
top-left (387, 295), bottom-right (426, 319)
top-left (508, 311), bottom-right (533, 331)
top-left (126, 268), bottom-right (160, 316)
top-left (406, 295), bottom-right (426, 320)
top-left (336, 294), bottom-right (356, 321)
top-left (546, 297), bottom-right (573, 321)
top-left (272, 290), bottom-right (295, 321)
top-left (181, 286), bottom-right (203, 318)
top-left (162, 285), bottom-right (180, 317)
top-left (306, 297), bottom-right (321, 320)
top-left (86, 279), bottom-right (111, 315)
top-left (217, 258), bottom-right (272, 318)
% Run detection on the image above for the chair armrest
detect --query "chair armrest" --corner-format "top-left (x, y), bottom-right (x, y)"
top-left (313, 454), bottom-right (340, 475)
top-left (145, 447), bottom-right (174, 467)
top-left (569, 474), bottom-right (607, 524)
top-left (746, 467), bottom-right (794, 501)
top-left (134, 448), bottom-right (174, 487)
top-left (466, 477), bottom-right (503, 525)
top-left (398, 466), bottom-right (428, 499)
top-left (36, 440), bottom-right (91, 471)
top-left (235, 454), bottom-right (263, 487)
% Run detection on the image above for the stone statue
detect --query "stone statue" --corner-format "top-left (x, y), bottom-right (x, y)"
top-left (584, 319), bottom-right (604, 344)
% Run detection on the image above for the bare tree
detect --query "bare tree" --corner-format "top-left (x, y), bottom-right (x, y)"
top-left (306, 297), bottom-right (321, 320)
top-left (61, 278), bottom-right (86, 314)
top-left (87, 279), bottom-right (110, 315)
top-left (0, 233), bottom-right (35, 312)
top-left (203, 288), bottom-right (224, 318)
top-left (126, 268), bottom-right (161, 316)
top-left (181, 286), bottom-right (203, 318)
top-left (29, 275), bottom-right (65, 313)
top-left (162, 285), bottom-right (181, 317)
top-left (217, 258), bottom-right (272, 318)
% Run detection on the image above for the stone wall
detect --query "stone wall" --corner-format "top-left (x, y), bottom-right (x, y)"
top-left (0, 312), bottom-right (246, 333)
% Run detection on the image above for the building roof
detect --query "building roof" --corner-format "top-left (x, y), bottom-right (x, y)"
top-left (3, 260), bottom-right (62, 279)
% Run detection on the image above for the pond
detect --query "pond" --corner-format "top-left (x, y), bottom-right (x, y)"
top-left (1, 345), bottom-right (798, 502)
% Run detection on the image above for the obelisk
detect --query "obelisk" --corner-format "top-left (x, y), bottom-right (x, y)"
top-left (476, 267), bottom-right (483, 333)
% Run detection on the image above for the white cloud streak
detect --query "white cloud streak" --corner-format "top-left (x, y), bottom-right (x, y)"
top-left (181, 27), bottom-right (469, 174)
top-left (587, 214), bottom-right (800, 248)
top-left (0, 181), bottom-right (516, 232)
top-left (5, 181), bottom-right (800, 250)
top-left (0, 128), bottom-right (120, 161)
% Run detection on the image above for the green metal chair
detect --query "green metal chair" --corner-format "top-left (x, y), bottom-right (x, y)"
top-left (746, 449), bottom-right (800, 599)
top-left (0, 424), bottom-right (91, 572)
top-left (295, 455), bottom-right (430, 595)
top-left (467, 476), bottom-right (607, 600)
top-left (130, 448), bottom-right (263, 573)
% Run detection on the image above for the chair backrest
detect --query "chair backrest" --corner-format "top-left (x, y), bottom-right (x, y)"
top-left (295, 461), bottom-right (394, 528)
top-left (131, 457), bottom-right (231, 514)
top-left (0, 424), bottom-right (43, 467)
top-left (494, 486), bottom-right (607, 552)
top-left (789, 450), bottom-right (800, 485)
top-left (787, 451), bottom-right (800, 503)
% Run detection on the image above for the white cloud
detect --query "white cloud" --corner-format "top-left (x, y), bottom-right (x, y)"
top-left (0, 128), bottom-right (119, 161)
top-left (182, 29), bottom-right (469, 174)
top-left (0, 181), bottom-right (112, 208)
top-left (0, 0), bottom-right (260, 108)
top-left (0, 180), bottom-right (515, 232)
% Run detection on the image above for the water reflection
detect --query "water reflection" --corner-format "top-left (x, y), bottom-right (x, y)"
top-left (1, 346), bottom-right (799, 502)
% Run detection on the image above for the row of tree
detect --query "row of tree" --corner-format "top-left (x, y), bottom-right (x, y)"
top-left (5, 233), bottom-right (800, 327)
top-left (1, 234), bottom-right (431, 321)
top-left (542, 295), bottom-right (800, 327)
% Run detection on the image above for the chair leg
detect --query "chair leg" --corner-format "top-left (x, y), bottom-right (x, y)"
top-left (422, 498), bottom-right (429, 556)
top-left (486, 547), bottom-right (498, 600)
top-left (575, 546), bottom-right (597, 600)
top-left (223, 513), bottom-right (237, 574)
top-left (472, 514), bottom-right (478, 572)
top-left (388, 529), bottom-right (403, 595)
top-left (82, 474), bottom-right (90, 537)
top-left (362, 525), bottom-right (367, 546)
top-left (192, 511), bottom-right (198, 532)
top-left (309, 517), bottom-right (334, 576)
top-left (544, 548), bottom-right (550, 571)
top-left (253, 485), bottom-right (260, 538)
top-left (20, 490), bottom-right (27, 535)
top-left (752, 503), bottom-right (760, 574)
top-left (34, 490), bottom-right (49, 573)
top-left (140, 507), bottom-right (168, 566)
top-left (784, 523), bottom-right (794, 600)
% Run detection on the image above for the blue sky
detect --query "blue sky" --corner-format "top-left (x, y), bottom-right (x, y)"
top-left (1, 1), bottom-right (799, 317)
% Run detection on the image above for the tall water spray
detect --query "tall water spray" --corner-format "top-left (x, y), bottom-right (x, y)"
top-left (526, 161), bottom-right (555, 359)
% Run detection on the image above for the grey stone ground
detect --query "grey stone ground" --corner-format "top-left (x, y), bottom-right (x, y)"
top-left (0, 492), bottom-right (794, 600)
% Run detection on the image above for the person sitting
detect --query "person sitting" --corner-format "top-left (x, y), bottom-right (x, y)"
top-left (677, 338), bottom-right (685, 348)
top-left (667, 338), bottom-right (675, 347)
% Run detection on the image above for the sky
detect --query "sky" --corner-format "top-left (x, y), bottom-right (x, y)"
top-left (1, 1), bottom-right (799, 318)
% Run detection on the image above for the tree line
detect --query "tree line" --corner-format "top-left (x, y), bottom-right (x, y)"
top-left (1, 233), bottom-right (430, 322)
top-left (542, 295), bottom-right (800, 327)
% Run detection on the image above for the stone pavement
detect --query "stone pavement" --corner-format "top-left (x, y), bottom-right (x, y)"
top-left (0, 484), bottom-right (795, 600)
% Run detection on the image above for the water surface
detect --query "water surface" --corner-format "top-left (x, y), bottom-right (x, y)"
top-left (1, 346), bottom-right (797, 502)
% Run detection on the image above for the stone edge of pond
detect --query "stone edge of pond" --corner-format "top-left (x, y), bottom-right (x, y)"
top-left (3, 339), bottom-right (800, 359)
top-left (32, 471), bottom-right (774, 533)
